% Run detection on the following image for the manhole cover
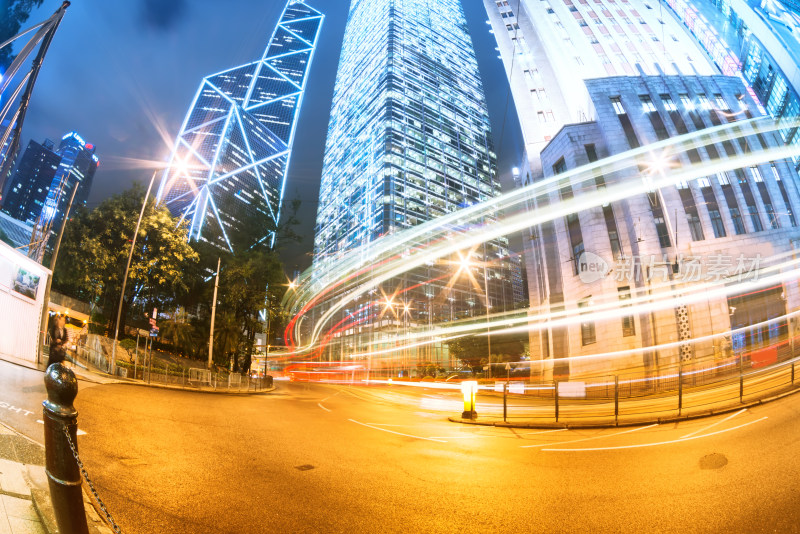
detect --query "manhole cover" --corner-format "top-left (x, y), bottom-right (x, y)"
top-left (699, 453), bottom-right (728, 470)
top-left (295, 464), bottom-right (315, 471)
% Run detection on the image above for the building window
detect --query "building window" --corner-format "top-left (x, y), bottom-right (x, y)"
top-left (603, 205), bottom-right (623, 258)
top-left (687, 212), bottom-right (704, 241)
top-left (653, 214), bottom-right (671, 248)
top-left (697, 93), bottom-right (712, 110)
top-left (706, 207), bottom-right (725, 238)
top-left (610, 96), bottom-right (626, 115)
top-left (750, 166), bottom-right (764, 182)
top-left (618, 287), bottom-right (635, 336)
top-left (579, 298), bottom-right (596, 345)
top-left (747, 205), bottom-right (763, 232)
top-left (640, 95), bottom-right (657, 113)
top-left (714, 94), bottom-right (729, 110)
top-left (730, 207), bottom-right (746, 234)
top-left (661, 94), bottom-right (677, 111)
top-left (679, 93), bottom-right (694, 110)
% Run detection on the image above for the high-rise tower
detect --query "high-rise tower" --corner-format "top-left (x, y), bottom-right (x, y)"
top-left (313, 0), bottom-right (515, 368)
top-left (157, 1), bottom-right (323, 252)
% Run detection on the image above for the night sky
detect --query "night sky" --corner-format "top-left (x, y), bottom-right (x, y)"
top-left (19, 0), bottom-right (524, 271)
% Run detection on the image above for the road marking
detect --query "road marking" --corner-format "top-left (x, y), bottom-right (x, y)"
top-left (680, 409), bottom-right (747, 439)
top-left (520, 423), bottom-right (657, 449)
top-left (36, 420), bottom-right (86, 435)
top-left (519, 428), bottom-right (571, 436)
top-left (0, 401), bottom-right (34, 417)
top-left (543, 416), bottom-right (768, 451)
top-left (317, 403), bottom-right (331, 412)
top-left (348, 419), bottom-right (447, 443)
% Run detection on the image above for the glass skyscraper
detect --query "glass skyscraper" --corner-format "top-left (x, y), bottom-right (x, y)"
top-left (313, 0), bottom-right (514, 367)
top-left (157, 1), bottom-right (323, 252)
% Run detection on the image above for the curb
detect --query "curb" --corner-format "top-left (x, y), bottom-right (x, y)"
top-left (448, 383), bottom-right (800, 429)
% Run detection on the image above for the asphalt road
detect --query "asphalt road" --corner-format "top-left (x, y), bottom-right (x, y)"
top-left (2, 360), bottom-right (800, 533)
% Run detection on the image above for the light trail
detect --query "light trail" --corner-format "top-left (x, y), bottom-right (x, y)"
top-left (279, 117), bottom-right (800, 370)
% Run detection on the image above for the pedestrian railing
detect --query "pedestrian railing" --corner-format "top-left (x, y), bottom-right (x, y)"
top-left (480, 353), bottom-right (800, 424)
top-left (63, 340), bottom-right (269, 392)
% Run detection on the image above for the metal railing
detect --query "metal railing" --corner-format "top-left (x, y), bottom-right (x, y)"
top-left (483, 353), bottom-right (800, 424)
top-left (59, 339), bottom-right (270, 392)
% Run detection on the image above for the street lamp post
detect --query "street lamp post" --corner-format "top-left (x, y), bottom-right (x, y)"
top-left (110, 169), bottom-right (157, 375)
top-left (208, 257), bottom-right (221, 369)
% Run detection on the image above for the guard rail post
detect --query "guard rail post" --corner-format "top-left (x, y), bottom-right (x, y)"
top-left (503, 382), bottom-right (508, 423)
top-left (554, 380), bottom-right (559, 422)
top-left (42, 363), bottom-right (89, 534)
top-left (614, 375), bottom-right (619, 424)
top-left (739, 368), bottom-right (744, 403)
top-left (678, 363), bottom-right (683, 416)
top-left (792, 361), bottom-right (795, 384)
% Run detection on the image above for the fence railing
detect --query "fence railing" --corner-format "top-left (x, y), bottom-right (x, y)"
top-left (482, 354), bottom-right (800, 424)
top-left (62, 340), bottom-right (270, 392)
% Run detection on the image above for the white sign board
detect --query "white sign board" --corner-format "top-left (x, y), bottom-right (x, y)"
top-left (558, 381), bottom-right (587, 398)
top-left (509, 382), bottom-right (525, 394)
top-left (0, 241), bottom-right (50, 363)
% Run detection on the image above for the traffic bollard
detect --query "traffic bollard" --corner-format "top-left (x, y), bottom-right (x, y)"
top-left (43, 363), bottom-right (89, 534)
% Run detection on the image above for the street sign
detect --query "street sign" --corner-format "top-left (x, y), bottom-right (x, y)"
top-left (149, 326), bottom-right (159, 337)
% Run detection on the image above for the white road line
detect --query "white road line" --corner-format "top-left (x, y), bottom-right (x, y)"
top-left (348, 419), bottom-right (447, 443)
top-left (37, 419), bottom-right (87, 436)
top-left (680, 409), bottom-right (747, 439)
top-left (317, 403), bottom-right (331, 412)
top-left (519, 428), bottom-right (571, 436)
top-left (543, 416), bottom-right (768, 451)
top-left (520, 423), bottom-right (657, 449)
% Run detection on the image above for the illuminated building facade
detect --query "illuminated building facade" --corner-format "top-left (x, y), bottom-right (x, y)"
top-left (657, 0), bottom-right (800, 166)
top-left (157, 1), bottom-right (323, 252)
top-left (485, 0), bottom-right (800, 378)
top-left (2, 132), bottom-right (97, 230)
top-left (314, 0), bottom-right (515, 371)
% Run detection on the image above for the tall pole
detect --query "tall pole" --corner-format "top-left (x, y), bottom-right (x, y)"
top-left (110, 170), bottom-right (156, 375)
top-left (483, 242), bottom-right (492, 379)
top-left (36, 182), bottom-right (79, 365)
top-left (208, 257), bottom-right (221, 369)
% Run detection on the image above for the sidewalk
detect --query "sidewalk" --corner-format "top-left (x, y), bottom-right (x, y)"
top-left (0, 422), bottom-right (113, 534)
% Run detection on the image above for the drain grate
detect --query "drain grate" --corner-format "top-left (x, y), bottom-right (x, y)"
top-left (295, 464), bottom-right (315, 471)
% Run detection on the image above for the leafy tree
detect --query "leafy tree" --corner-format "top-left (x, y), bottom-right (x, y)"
top-left (446, 334), bottom-right (526, 374)
top-left (1, 0), bottom-right (46, 70)
top-left (52, 184), bottom-right (199, 334)
top-left (160, 307), bottom-right (194, 356)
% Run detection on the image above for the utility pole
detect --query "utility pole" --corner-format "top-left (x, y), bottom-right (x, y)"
top-left (208, 257), bottom-right (221, 369)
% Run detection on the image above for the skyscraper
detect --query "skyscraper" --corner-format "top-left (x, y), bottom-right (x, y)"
top-left (2, 132), bottom-right (97, 229)
top-left (313, 0), bottom-right (515, 369)
top-left (157, 1), bottom-right (323, 253)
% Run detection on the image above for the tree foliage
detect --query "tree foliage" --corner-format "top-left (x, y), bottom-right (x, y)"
top-left (446, 334), bottom-right (526, 374)
top-left (53, 185), bottom-right (198, 332)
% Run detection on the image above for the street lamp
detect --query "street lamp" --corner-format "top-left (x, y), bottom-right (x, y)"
top-left (110, 169), bottom-right (158, 375)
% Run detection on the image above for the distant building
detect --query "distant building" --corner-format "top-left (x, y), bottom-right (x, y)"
top-left (2, 132), bottom-right (97, 231)
top-left (157, 1), bottom-right (324, 253)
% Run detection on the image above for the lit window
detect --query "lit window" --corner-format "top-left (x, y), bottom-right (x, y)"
top-left (610, 96), bottom-right (626, 115)
top-left (716, 172), bottom-right (730, 185)
top-left (697, 93), bottom-right (712, 110)
top-left (714, 94), bottom-right (728, 109)
top-left (661, 94), bottom-right (677, 111)
top-left (640, 95), bottom-right (656, 113)
top-left (750, 166), bottom-right (764, 182)
top-left (679, 93), bottom-right (694, 110)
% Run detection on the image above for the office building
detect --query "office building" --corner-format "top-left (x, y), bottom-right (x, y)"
top-left (313, 0), bottom-right (515, 371)
top-left (485, 0), bottom-right (800, 378)
top-left (157, 1), bottom-right (323, 253)
top-left (2, 132), bottom-right (97, 231)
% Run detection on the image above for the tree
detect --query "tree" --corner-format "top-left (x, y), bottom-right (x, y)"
top-left (1, 0), bottom-right (46, 70)
top-left (160, 307), bottom-right (194, 356)
top-left (446, 334), bottom-right (526, 374)
top-left (52, 185), bottom-right (199, 334)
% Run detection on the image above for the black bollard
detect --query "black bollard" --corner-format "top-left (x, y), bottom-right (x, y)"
top-left (43, 363), bottom-right (89, 534)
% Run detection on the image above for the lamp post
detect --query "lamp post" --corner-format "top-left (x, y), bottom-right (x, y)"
top-left (110, 170), bottom-right (157, 375)
top-left (208, 257), bottom-right (220, 369)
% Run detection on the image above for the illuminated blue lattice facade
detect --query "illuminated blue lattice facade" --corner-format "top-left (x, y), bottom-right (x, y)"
top-left (158, 1), bottom-right (323, 252)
